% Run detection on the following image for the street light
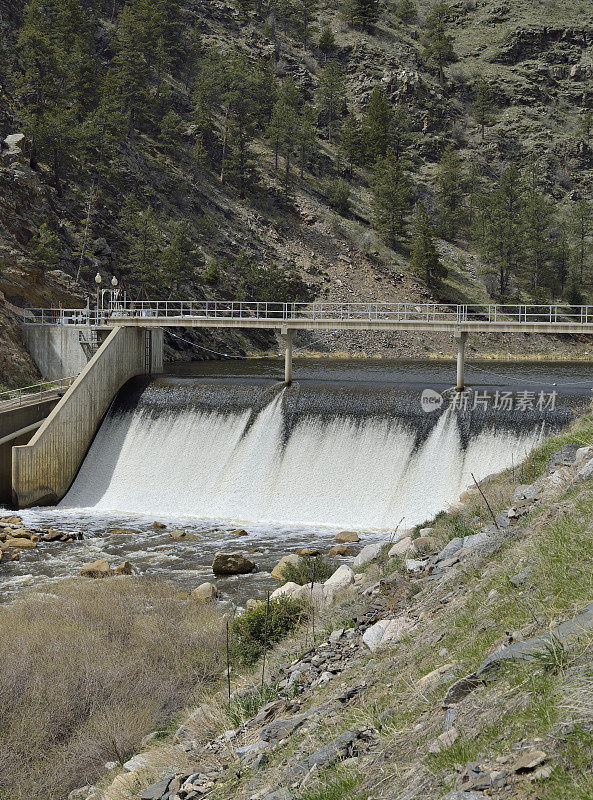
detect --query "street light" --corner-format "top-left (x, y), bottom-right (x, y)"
top-left (95, 272), bottom-right (102, 314)
top-left (111, 275), bottom-right (118, 288)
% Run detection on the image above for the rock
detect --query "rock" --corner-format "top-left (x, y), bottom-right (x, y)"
top-left (297, 547), bottom-right (321, 556)
top-left (509, 568), bottom-right (530, 587)
top-left (418, 527), bottom-right (434, 536)
top-left (192, 582), bottom-right (218, 602)
top-left (444, 601), bottom-right (593, 705)
top-left (388, 536), bottom-right (414, 557)
top-left (68, 787), bottom-right (97, 800)
top-left (261, 790), bottom-right (293, 800)
top-left (286, 728), bottom-right (373, 780)
top-left (1, 537), bottom-right (37, 549)
top-left (352, 542), bottom-right (385, 568)
top-left (153, 521), bottom-right (167, 529)
top-left (212, 552), bottom-right (255, 575)
top-left (327, 544), bottom-right (353, 556)
top-left (43, 529), bottom-right (68, 542)
top-left (271, 553), bottom-right (301, 579)
top-left (334, 530), bottom-right (360, 543)
top-left (293, 581), bottom-right (335, 608)
top-left (362, 617), bottom-right (414, 652)
top-left (405, 558), bottom-right (426, 572)
top-left (169, 530), bottom-right (199, 541)
top-left (140, 779), bottom-right (172, 800)
top-left (439, 792), bottom-right (486, 800)
top-left (574, 446), bottom-right (593, 466)
top-left (0, 516), bottom-right (22, 525)
top-left (236, 739), bottom-right (271, 761)
top-left (246, 598), bottom-right (263, 609)
top-left (324, 564), bottom-right (355, 592)
top-left (114, 561), bottom-right (134, 575)
top-left (417, 663), bottom-right (456, 693)
top-left (229, 528), bottom-right (248, 536)
top-left (109, 528), bottom-right (139, 536)
top-left (577, 457), bottom-right (593, 483)
top-left (428, 727), bottom-right (459, 754)
top-left (513, 749), bottom-right (547, 772)
top-left (123, 753), bottom-right (151, 772)
top-left (270, 581), bottom-right (301, 599)
top-left (80, 559), bottom-right (111, 578)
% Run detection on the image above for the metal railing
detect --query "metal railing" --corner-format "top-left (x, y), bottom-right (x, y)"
top-left (22, 301), bottom-right (593, 326)
top-left (0, 376), bottom-right (75, 410)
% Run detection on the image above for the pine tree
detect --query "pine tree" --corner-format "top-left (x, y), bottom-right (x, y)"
top-left (421, 2), bottom-right (456, 84)
top-left (520, 189), bottom-right (555, 295)
top-left (296, 105), bottom-right (318, 177)
top-left (294, 0), bottom-right (318, 47)
top-left (436, 145), bottom-right (464, 240)
top-left (339, 114), bottom-right (363, 174)
top-left (410, 201), bottom-right (446, 286)
top-left (127, 206), bottom-right (163, 286)
top-left (570, 198), bottom-right (592, 282)
top-left (341, 0), bottom-right (380, 30)
top-left (160, 110), bottom-right (185, 152)
top-left (371, 152), bottom-right (412, 245)
top-left (29, 222), bottom-right (62, 270)
top-left (390, 105), bottom-right (411, 159)
top-left (326, 179), bottom-right (351, 215)
top-left (317, 59), bottom-right (345, 144)
top-left (472, 76), bottom-right (495, 139)
top-left (162, 220), bottom-right (200, 290)
top-left (395, 0), bottom-right (416, 23)
top-left (318, 25), bottom-right (336, 61)
top-left (113, 1), bottom-right (151, 138)
top-left (361, 86), bottom-right (392, 164)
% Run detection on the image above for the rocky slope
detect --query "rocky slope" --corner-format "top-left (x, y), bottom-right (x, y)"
top-left (2, 0), bottom-right (593, 387)
top-left (64, 409), bottom-right (593, 800)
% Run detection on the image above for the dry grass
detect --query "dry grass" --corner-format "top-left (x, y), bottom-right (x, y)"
top-left (0, 577), bottom-right (227, 800)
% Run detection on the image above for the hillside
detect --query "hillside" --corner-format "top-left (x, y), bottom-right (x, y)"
top-left (1, 0), bottom-right (593, 386)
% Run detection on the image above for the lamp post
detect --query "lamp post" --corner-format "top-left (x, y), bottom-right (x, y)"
top-left (95, 273), bottom-right (102, 316)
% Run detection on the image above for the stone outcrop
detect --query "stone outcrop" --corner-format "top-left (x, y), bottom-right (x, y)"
top-left (80, 559), bottom-right (111, 578)
top-left (212, 552), bottom-right (256, 575)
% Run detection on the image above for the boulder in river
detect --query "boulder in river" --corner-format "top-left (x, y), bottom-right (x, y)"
top-left (212, 552), bottom-right (256, 575)
top-left (334, 530), bottom-right (360, 543)
top-left (327, 544), bottom-right (353, 556)
top-left (169, 530), bottom-right (199, 541)
top-left (229, 528), bottom-right (248, 536)
top-left (271, 553), bottom-right (301, 579)
top-left (1, 537), bottom-right (37, 549)
top-left (297, 547), bottom-right (321, 556)
top-left (0, 516), bottom-right (22, 526)
top-left (192, 582), bottom-right (218, 602)
top-left (114, 561), bottom-right (134, 575)
top-left (109, 528), bottom-right (140, 536)
top-left (153, 521), bottom-right (167, 529)
top-left (80, 559), bottom-right (112, 578)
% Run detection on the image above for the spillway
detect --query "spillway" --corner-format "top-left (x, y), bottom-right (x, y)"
top-left (59, 374), bottom-right (561, 530)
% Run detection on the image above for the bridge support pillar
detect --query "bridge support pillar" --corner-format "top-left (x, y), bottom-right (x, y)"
top-left (280, 329), bottom-right (294, 385)
top-left (455, 331), bottom-right (468, 392)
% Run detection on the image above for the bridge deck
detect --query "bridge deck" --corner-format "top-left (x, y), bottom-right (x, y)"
top-left (23, 301), bottom-right (593, 335)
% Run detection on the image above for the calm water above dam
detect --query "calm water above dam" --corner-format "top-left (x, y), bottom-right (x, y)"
top-left (1, 358), bottom-right (592, 602)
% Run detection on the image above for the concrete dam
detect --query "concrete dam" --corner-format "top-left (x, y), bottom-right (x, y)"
top-left (58, 372), bottom-right (566, 531)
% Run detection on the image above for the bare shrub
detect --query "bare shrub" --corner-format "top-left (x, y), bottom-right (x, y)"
top-left (0, 577), bottom-right (226, 800)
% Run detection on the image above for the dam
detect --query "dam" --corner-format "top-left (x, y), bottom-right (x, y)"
top-left (2, 358), bottom-right (589, 602)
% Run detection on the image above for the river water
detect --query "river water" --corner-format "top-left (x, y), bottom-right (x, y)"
top-left (1, 358), bottom-right (591, 603)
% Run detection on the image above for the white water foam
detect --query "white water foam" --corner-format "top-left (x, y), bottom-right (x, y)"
top-left (60, 391), bottom-right (543, 530)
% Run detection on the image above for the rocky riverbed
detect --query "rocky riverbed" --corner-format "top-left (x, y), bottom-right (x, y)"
top-left (66, 425), bottom-right (593, 800)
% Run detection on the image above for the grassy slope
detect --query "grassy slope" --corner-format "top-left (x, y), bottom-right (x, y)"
top-left (113, 407), bottom-right (593, 800)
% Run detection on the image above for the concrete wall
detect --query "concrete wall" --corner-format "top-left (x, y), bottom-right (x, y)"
top-left (0, 424), bottom-right (41, 504)
top-left (13, 326), bottom-right (163, 508)
top-left (0, 397), bottom-right (59, 440)
top-left (22, 325), bottom-right (103, 380)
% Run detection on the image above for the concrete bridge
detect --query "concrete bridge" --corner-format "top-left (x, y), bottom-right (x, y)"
top-left (3, 299), bottom-right (593, 509)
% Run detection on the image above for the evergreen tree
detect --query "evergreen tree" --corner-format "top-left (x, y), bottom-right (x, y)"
top-left (318, 25), bottom-right (336, 61)
top-left (421, 2), bottom-right (456, 84)
top-left (160, 110), bottom-right (185, 152)
top-left (570, 198), bottom-right (592, 282)
top-left (474, 164), bottom-right (524, 297)
top-left (472, 76), bottom-right (495, 139)
top-left (113, 1), bottom-right (151, 137)
top-left (341, 0), bottom-right (380, 30)
top-left (520, 189), bottom-right (555, 295)
top-left (565, 269), bottom-right (584, 306)
top-left (361, 86), bottom-right (392, 164)
top-left (162, 220), bottom-right (200, 290)
top-left (436, 145), bottom-right (464, 240)
top-left (390, 105), bottom-right (412, 159)
top-left (371, 152), bottom-right (412, 245)
top-left (317, 59), bottom-right (345, 144)
top-left (339, 114), bottom-right (363, 173)
top-left (82, 69), bottom-right (126, 177)
top-left (296, 105), bottom-right (318, 177)
top-left (395, 0), bottom-right (416, 23)
top-left (326, 179), bottom-right (351, 215)
top-left (29, 222), bottom-right (62, 270)
top-left (125, 205), bottom-right (163, 286)
top-left (410, 201), bottom-right (446, 286)
top-left (294, 0), bottom-right (318, 47)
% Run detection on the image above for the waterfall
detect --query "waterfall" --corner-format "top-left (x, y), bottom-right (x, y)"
top-left (59, 377), bottom-right (550, 530)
